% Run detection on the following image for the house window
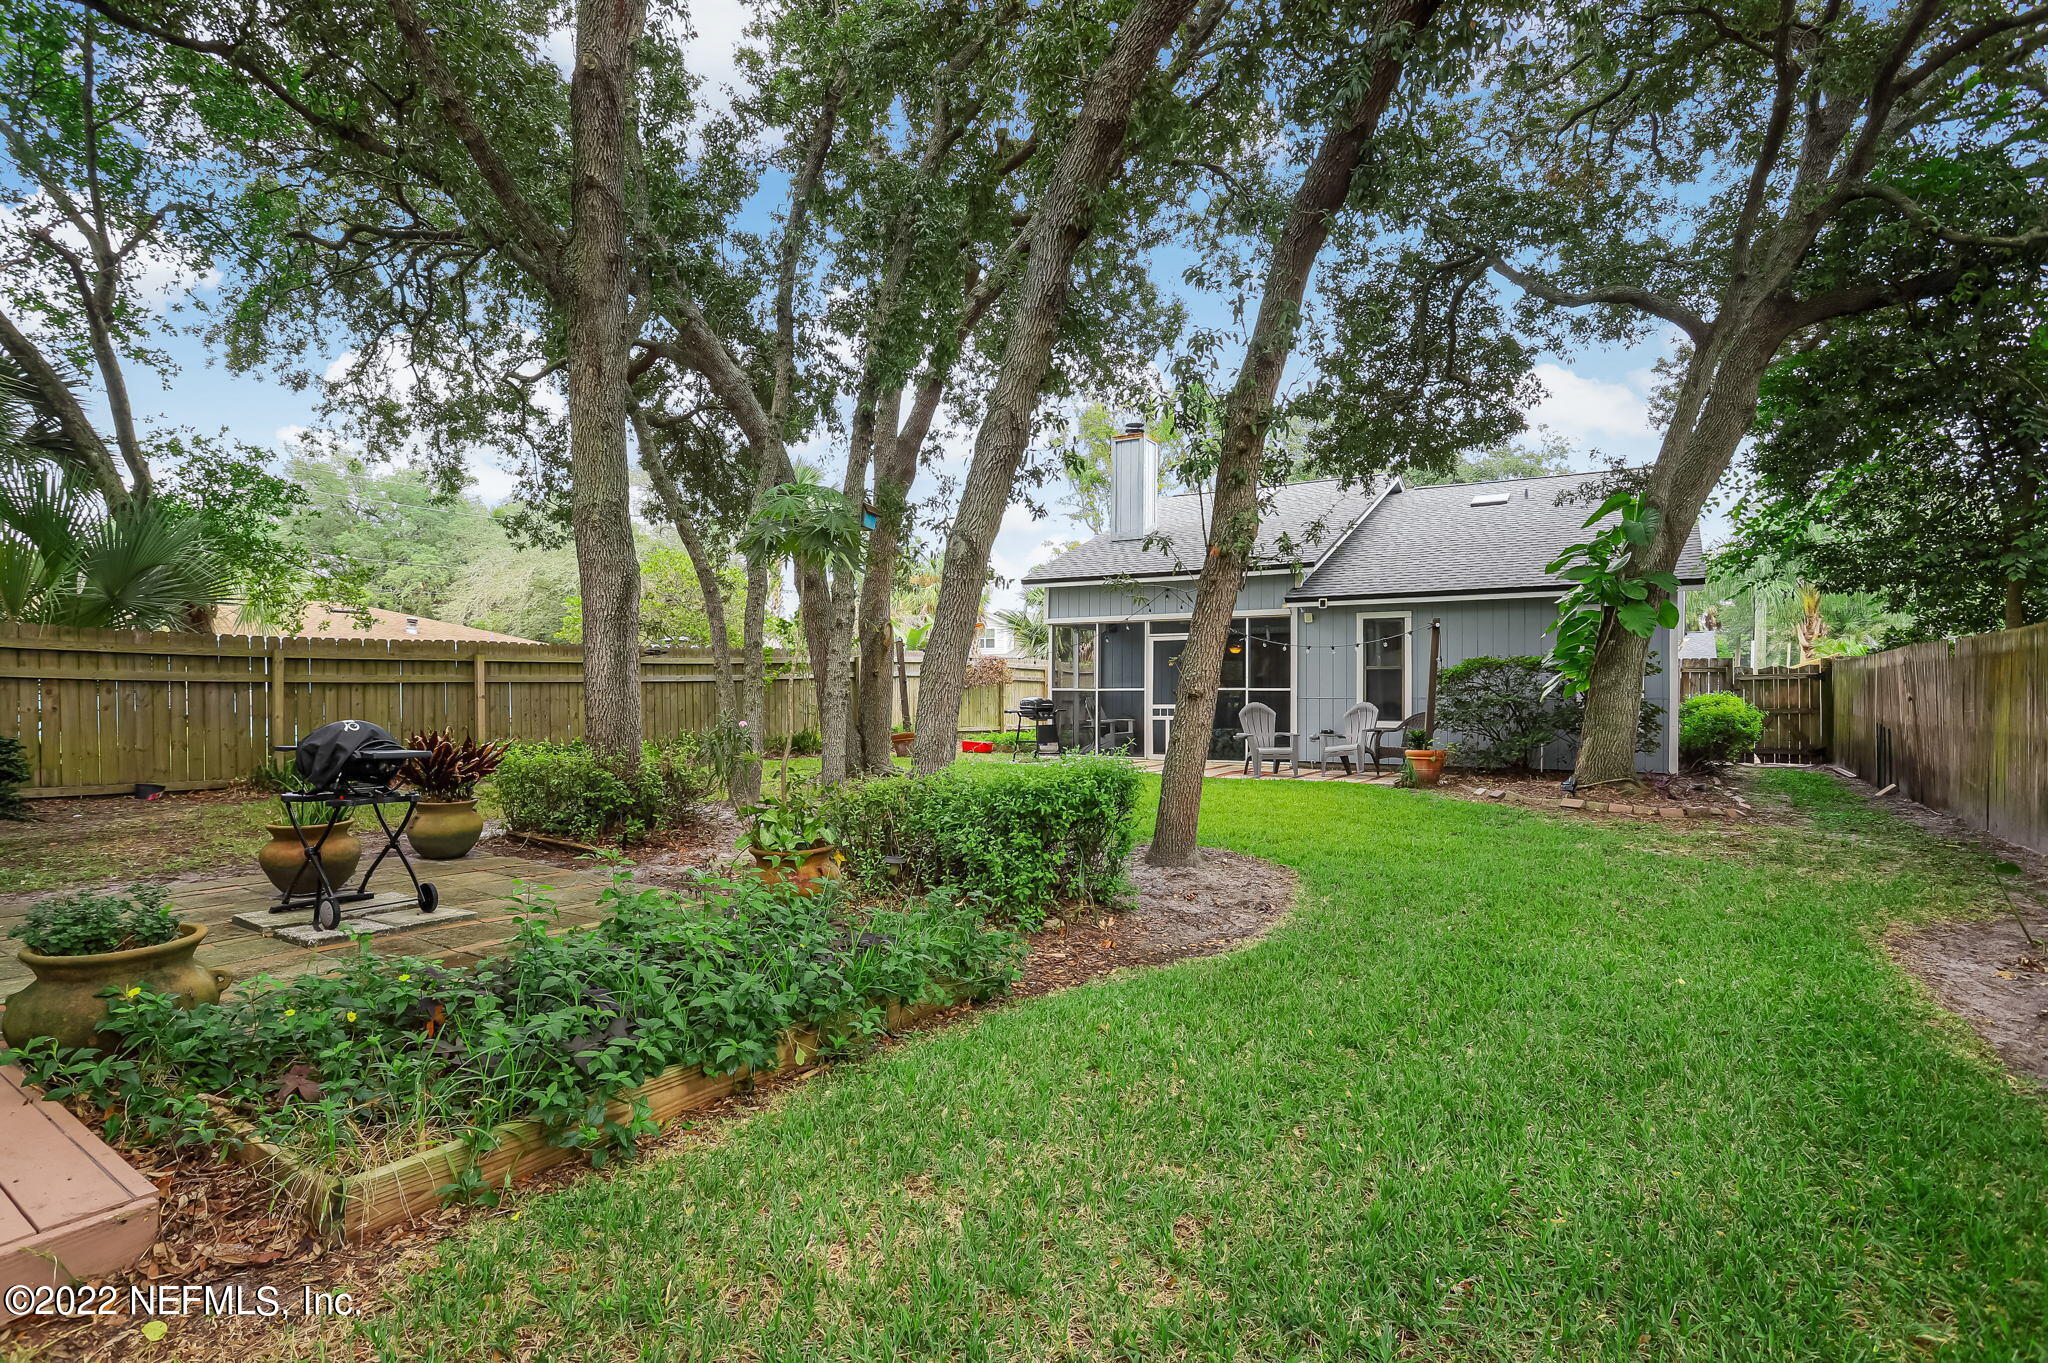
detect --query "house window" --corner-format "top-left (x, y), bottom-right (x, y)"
top-left (1357, 614), bottom-right (1409, 717)
top-left (1150, 616), bottom-right (1291, 758)
top-left (979, 633), bottom-right (998, 651)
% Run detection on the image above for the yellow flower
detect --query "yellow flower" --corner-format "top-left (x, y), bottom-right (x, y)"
top-left (345, 1011), bottom-right (357, 1022)
top-left (398, 974), bottom-right (412, 982)
top-left (284, 1009), bottom-right (296, 1017)
top-left (123, 986), bottom-right (142, 998)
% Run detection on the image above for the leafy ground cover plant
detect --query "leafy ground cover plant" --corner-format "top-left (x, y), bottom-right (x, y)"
top-left (1680, 692), bottom-right (1766, 766)
top-left (2, 874), bottom-right (1022, 1173)
top-left (9, 884), bottom-right (179, 956)
top-left (491, 739), bottom-right (705, 844)
top-left (401, 731), bottom-right (510, 801)
top-left (824, 756), bottom-right (1139, 923)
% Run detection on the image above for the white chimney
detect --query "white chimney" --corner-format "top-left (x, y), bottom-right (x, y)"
top-left (1109, 417), bottom-right (1158, 541)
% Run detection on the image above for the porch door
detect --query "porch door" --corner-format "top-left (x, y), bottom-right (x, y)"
top-left (1150, 636), bottom-right (1183, 756)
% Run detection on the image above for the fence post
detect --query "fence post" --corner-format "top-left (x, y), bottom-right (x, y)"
top-left (269, 639), bottom-right (288, 750)
top-left (473, 650), bottom-right (489, 740)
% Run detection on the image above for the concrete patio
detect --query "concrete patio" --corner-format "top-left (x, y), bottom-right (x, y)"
top-left (1123, 757), bottom-right (1403, 783)
top-left (0, 849), bottom-right (615, 998)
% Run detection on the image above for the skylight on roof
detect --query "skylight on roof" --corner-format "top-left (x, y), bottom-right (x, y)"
top-left (1469, 492), bottom-right (1511, 506)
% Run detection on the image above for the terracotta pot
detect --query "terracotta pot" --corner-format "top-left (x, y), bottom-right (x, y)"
top-left (258, 819), bottom-right (361, 895)
top-left (748, 843), bottom-right (844, 897)
top-left (1403, 750), bottom-right (1449, 788)
top-left (409, 799), bottom-right (484, 860)
top-left (3, 923), bottom-right (232, 1051)
top-left (891, 732), bottom-right (915, 758)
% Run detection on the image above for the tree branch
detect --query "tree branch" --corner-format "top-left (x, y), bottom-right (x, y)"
top-left (1486, 256), bottom-right (1710, 341)
top-left (1841, 180), bottom-right (2048, 249)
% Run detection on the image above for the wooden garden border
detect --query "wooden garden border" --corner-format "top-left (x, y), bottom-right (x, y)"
top-left (218, 992), bottom-right (960, 1241)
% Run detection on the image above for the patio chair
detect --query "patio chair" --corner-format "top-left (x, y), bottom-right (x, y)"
top-left (1370, 711), bottom-right (1430, 771)
top-left (1320, 701), bottom-right (1380, 775)
top-left (1238, 701), bottom-right (1298, 778)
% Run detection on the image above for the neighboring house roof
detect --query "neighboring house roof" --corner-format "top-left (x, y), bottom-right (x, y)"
top-left (1024, 468), bottom-right (1709, 602)
top-left (1291, 471), bottom-right (1707, 601)
top-left (1022, 477), bottom-right (1386, 584)
top-left (217, 604), bottom-right (536, 644)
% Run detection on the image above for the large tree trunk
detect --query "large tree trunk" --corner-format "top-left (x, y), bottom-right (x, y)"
top-left (1149, 0), bottom-right (1441, 866)
top-left (1570, 324), bottom-right (1778, 788)
top-left (910, 0), bottom-right (1202, 773)
top-left (562, 0), bottom-right (647, 764)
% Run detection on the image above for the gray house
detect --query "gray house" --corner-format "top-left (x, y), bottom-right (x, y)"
top-left (1022, 423), bottom-right (1707, 772)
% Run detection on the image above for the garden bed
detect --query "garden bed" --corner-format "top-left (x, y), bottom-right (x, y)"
top-left (216, 985), bottom-right (973, 1241)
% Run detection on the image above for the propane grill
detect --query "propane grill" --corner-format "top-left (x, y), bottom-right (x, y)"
top-left (272, 719), bottom-right (440, 931)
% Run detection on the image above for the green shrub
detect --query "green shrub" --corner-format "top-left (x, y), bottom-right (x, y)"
top-left (246, 756), bottom-right (295, 794)
top-left (490, 739), bottom-right (706, 844)
top-left (1680, 692), bottom-right (1765, 765)
top-left (822, 755), bottom-right (1139, 922)
top-left (773, 727), bottom-right (823, 756)
top-left (11, 884), bottom-right (178, 957)
top-left (0, 734), bottom-right (28, 820)
top-left (3, 874), bottom-right (1022, 1172)
top-left (1435, 655), bottom-right (1664, 769)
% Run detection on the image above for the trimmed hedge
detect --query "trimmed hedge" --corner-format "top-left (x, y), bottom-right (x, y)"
top-left (1679, 692), bottom-right (1766, 765)
top-left (823, 755), bottom-right (1140, 922)
top-left (491, 739), bottom-right (705, 844)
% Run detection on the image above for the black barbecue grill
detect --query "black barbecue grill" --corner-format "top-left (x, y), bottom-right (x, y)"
top-left (1007, 696), bottom-right (1060, 760)
top-left (271, 719), bottom-right (440, 931)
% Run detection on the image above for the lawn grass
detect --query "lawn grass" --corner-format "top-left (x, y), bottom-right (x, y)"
top-left (0, 794), bottom-right (279, 896)
top-left (335, 774), bottom-right (2048, 1361)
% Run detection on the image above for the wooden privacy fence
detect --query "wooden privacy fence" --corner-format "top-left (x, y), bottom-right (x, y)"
top-left (1679, 659), bottom-right (1829, 760)
top-left (1, 624), bottom-right (1046, 798)
top-left (1829, 622), bottom-right (2048, 854)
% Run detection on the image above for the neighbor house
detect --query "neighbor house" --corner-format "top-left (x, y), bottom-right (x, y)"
top-left (1022, 421), bottom-right (1707, 772)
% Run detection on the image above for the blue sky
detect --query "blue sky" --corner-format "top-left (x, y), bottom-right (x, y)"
top-left (39, 7), bottom-right (1720, 619)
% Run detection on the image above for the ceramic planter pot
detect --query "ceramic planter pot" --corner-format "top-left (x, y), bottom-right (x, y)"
top-left (258, 819), bottom-right (361, 895)
top-left (891, 732), bottom-right (915, 758)
top-left (409, 799), bottom-right (484, 859)
top-left (3, 923), bottom-right (232, 1051)
top-left (1403, 750), bottom-right (1449, 788)
top-left (748, 843), bottom-right (843, 897)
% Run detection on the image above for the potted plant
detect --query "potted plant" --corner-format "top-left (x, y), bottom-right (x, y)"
top-left (736, 784), bottom-right (843, 895)
top-left (3, 885), bottom-right (232, 1050)
top-left (399, 731), bottom-right (510, 859)
top-left (258, 801), bottom-right (362, 894)
top-left (1401, 727), bottom-right (1450, 788)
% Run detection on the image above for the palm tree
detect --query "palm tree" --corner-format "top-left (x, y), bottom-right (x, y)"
top-left (0, 444), bottom-right (236, 632)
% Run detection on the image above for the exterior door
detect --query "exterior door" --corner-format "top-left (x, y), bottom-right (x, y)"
top-left (1150, 636), bottom-right (1184, 756)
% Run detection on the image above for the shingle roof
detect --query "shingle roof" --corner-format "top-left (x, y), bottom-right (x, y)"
top-left (1022, 477), bottom-right (1386, 583)
top-left (217, 604), bottom-right (537, 644)
top-left (1290, 470), bottom-right (1708, 601)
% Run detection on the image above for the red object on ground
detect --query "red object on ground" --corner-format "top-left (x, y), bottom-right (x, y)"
top-left (961, 740), bottom-right (995, 753)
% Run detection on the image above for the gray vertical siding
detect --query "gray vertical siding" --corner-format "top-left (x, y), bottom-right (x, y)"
top-left (1045, 574), bottom-right (1293, 621)
top-left (1299, 596), bottom-right (1675, 773)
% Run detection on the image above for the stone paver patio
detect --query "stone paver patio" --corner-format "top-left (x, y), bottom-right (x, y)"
top-left (0, 850), bottom-right (614, 997)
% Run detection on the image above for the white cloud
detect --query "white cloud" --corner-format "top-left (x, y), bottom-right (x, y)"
top-left (1527, 363), bottom-right (1657, 445)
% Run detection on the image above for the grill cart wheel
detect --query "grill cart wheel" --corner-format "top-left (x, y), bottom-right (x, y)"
top-left (417, 882), bottom-right (439, 913)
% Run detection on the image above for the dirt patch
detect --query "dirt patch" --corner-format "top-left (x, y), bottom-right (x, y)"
top-left (1, 845), bottom-right (1298, 1362)
top-left (1435, 766), bottom-right (1756, 815)
top-left (474, 802), bottom-right (745, 878)
top-left (3, 785), bottom-right (258, 833)
top-left (1014, 844), bottom-right (1297, 999)
top-left (1892, 910), bottom-right (2048, 1088)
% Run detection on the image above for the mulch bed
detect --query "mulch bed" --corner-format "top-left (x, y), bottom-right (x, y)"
top-left (1434, 767), bottom-right (1755, 820)
top-left (6, 785), bottom-right (259, 833)
top-left (0, 845), bottom-right (1298, 1362)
